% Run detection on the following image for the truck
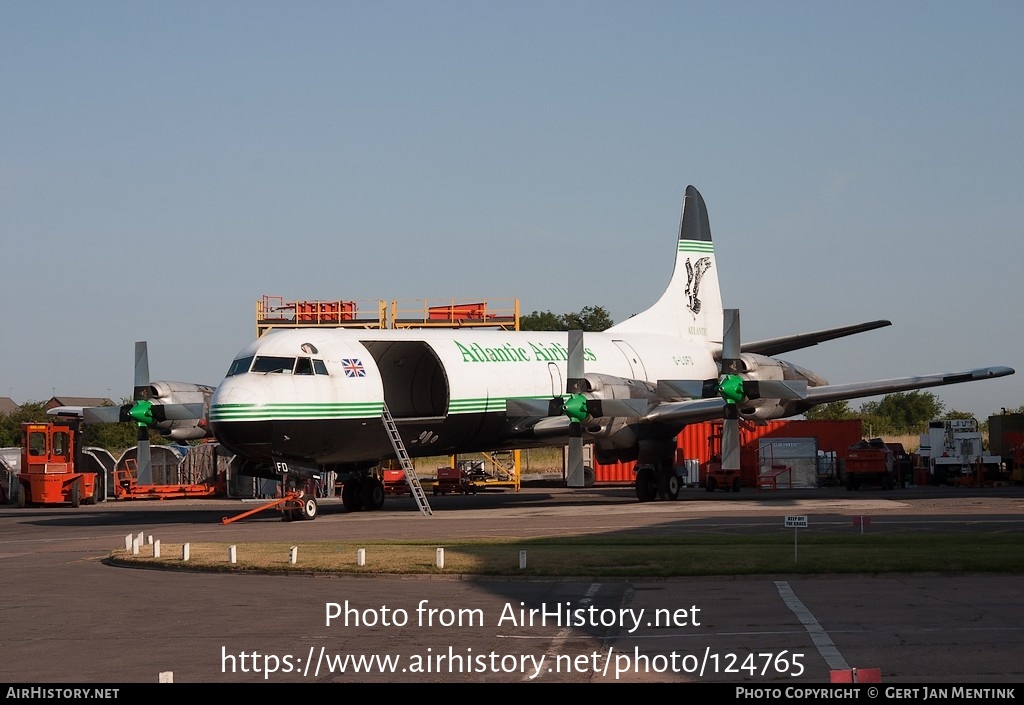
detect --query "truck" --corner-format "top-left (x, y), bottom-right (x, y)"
top-left (916, 418), bottom-right (1002, 485)
top-left (17, 419), bottom-right (97, 507)
top-left (844, 438), bottom-right (902, 490)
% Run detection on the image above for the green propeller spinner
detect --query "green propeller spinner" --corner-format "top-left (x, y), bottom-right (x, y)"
top-left (718, 374), bottom-right (745, 405)
top-left (127, 399), bottom-right (155, 427)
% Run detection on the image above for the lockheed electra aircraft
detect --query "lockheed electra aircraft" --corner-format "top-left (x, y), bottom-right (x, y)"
top-left (207, 185), bottom-right (1014, 516)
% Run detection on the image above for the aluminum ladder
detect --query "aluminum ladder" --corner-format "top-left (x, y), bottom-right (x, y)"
top-left (381, 403), bottom-right (433, 516)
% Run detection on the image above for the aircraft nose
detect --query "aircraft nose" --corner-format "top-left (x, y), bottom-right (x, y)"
top-left (209, 377), bottom-right (265, 423)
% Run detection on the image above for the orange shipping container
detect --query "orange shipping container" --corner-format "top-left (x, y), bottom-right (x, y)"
top-left (593, 419), bottom-right (863, 486)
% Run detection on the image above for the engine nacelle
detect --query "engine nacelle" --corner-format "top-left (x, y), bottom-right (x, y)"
top-left (582, 373), bottom-right (660, 404)
top-left (735, 353), bottom-right (828, 421)
top-left (147, 381), bottom-right (215, 440)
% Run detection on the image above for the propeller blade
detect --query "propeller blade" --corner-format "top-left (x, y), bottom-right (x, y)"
top-left (658, 379), bottom-right (720, 400)
top-left (743, 380), bottom-right (809, 400)
top-left (585, 398), bottom-right (650, 418)
top-left (150, 403), bottom-right (205, 421)
top-left (721, 406), bottom-right (741, 471)
top-left (721, 308), bottom-right (741, 370)
top-left (134, 341), bottom-right (151, 400)
top-left (505, 398), bottom-right (560, 417)
top-left (566, 434), bottom-right (585, 487)
top-left (135, 427), bottom-right (153, 485)
top-left (566, 329), bottom-right (585, 393)
top-left (83, 406), bottom-right (124, 425)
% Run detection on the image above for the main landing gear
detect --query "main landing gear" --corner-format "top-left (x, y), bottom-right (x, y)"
top-left (634, 466), bottom-right (681, 502)
top-left (341, 473), bottom-right (386, 513)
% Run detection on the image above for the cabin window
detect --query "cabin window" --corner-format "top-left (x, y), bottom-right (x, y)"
top-left (294, 357), bottom-right (314, 375)
top-left (226, 356), bottom-right (254, 377)
top-left (52, 432), bottom-right (69, 457)
top-left (313, 359), bottom-right (329, 375)
top-left (251, 356), bottom-right (296, 374)
top-left (29, 432), bottom-right (46, 456)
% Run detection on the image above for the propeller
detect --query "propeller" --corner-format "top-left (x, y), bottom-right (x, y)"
top-left (563, 330), bottom-right (588, 488)
top-left (669, 309), bottom-right (808, 471)
top-left (83, 342), bottom-right (203, 484)
top-left (504, 330), bottom-right (647, 487)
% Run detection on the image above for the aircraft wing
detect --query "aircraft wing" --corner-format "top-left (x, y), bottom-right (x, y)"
top-left (645, 366), bottom-right (1014, 424)
top-left (798, 366), bottom-right (1015, 407)
top-left (506, 365), bottom-right (1013, 441)
top-left (516, 397), bottom-right (730, 438)
top-left (740, 320), bottom-right (891, 357)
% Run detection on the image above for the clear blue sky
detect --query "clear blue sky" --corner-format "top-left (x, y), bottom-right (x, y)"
top-left (2, 1), bottom-right (1022, 420)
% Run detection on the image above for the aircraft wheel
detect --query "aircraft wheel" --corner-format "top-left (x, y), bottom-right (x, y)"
top-left (583, 466), bottom-right (595, 488)
top-left (342, 482), bottom-right (364, 512)
top-left (634, 467), bottom-right (657, 502)
top-left (361, 478), bottom-right (385, 511)
top-left (69, 482), bottom-right (81, 508)
top-left (666, 474), bottom-right (680, 500)
top-left (298, 496), bottom-right (318, 520)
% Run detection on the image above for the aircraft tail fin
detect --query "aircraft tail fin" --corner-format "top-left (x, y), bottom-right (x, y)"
top-left (607, 185), bottom-right (724, 347)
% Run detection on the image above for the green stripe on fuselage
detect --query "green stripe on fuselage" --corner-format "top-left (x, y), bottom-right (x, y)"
top-left (210, 402), bottom-right (383, 421)
top-left (211, 396), bottom-right (555, 421)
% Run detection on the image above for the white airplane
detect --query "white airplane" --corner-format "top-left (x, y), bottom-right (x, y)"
top-left (208, 185), bottom-right (1013, 517)
top-left (74, 342), bottom-right (214, 485)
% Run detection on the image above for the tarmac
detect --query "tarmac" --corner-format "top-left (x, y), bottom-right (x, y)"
top-left (1, 484), bottom-right (1022, 685)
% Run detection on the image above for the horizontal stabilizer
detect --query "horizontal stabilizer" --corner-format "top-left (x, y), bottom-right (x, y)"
top-left (742, 320), bottom-right (891, 357)
top-left (46, 406), bottom-right (86, 418)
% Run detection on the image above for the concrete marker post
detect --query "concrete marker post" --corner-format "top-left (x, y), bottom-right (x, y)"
top-left (436, 547), bottom-right (445, 569)
top-left (229, 545), bottom-right (237, 564)
top-left (357, 548), bottom-right (366, 566)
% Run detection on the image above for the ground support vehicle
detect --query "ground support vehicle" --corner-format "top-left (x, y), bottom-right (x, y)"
top-left (701, 458), bottom-right (742, 492)
top-left (845, 439), bottom-right (900, 490)
top-left (113, 458), bottom-right (221, 500)
top-left (17, 420), bottom-right (97, 507)
top-left (221, 490), bottom-right (317, 524)
top-left (382, 469), bottom-right (410, 495)
top-left (917, 418), bottom-right (1001, 485)
top-left (1002, 432), bottom-right (1024, 485)
top-left (432, 466), bottom-right (478, 495)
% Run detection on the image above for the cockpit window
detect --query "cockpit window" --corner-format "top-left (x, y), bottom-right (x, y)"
top-left (251, 356), bottom-right (296, 374)
top-left (313, 359), bottom-right (329, 375)
top-left (294, 357), bottom-right (314, 375)
top-left (226, 356), bottom-right (255, 377)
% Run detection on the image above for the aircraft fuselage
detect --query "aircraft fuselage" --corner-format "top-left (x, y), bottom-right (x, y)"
top-left (210, 327), bottom-right (718, 470)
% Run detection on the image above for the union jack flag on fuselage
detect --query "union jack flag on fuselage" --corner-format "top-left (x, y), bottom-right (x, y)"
top-left (341, 359), bottom-right (366, 377)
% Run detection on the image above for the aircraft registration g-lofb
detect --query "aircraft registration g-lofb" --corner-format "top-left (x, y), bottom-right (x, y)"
top-left (198, 185), bottom-right (1013, 517)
